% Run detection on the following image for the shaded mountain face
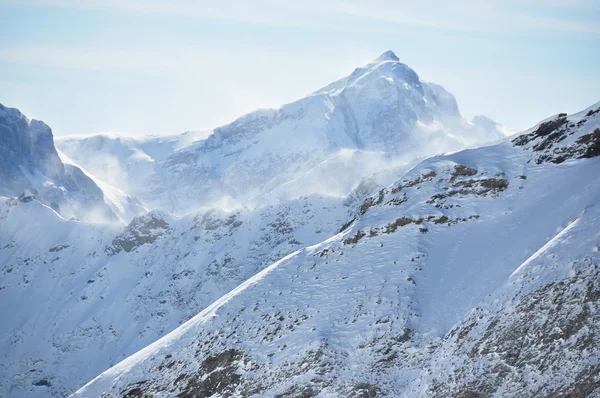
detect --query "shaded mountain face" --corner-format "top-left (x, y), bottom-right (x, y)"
top-left (57, 51), bottom-right (507, 214)
top-left (71, 102), bottom-right (600, 397)
top-left (0, 104), bottom-right (144, 223)
top-left (0, 104), bottom-right (64, 192)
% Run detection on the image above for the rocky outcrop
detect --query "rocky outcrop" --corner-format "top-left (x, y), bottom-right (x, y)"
top-left (109, 211), bottom-right (171, 253)
top-left (513, 104), bottom-right (600, 164)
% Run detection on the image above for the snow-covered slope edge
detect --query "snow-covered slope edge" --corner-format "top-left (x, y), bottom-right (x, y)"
top-left (416, 210), bottom-right (600, 397)
top-left (74, 103), bottom-right (600, 397)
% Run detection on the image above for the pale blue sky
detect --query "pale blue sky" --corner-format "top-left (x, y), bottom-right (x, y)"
top-left (1, 0), bottom-right (599, 135)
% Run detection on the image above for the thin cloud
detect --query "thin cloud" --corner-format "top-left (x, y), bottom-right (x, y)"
top-left (4, 0), bottom-right (599, 34)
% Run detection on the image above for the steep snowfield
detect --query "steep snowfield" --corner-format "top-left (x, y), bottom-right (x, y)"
top-left (57, 51), bottom-right (507, 214)
top-left (0, 104), bottom-right (143, 223)
top-left (416, 209), bottom-right (600, 397)
top-left (0, 183), bottom-right (373, 397)
top-left (73, 103), bottom-right (600, 397)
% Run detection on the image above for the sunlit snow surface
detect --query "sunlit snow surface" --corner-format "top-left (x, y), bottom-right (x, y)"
top-left (67, 103), bottom-right (600, 397)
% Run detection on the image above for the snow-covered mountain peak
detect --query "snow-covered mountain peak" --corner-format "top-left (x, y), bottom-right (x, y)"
top-left (312, 53), bottom-right (462, 131)
top-left (374, 50), bottom-right (400, 62)
top-left (315, 52), bottom-right (422, 98)
top-left (57, 55), bottom-right (507, 215)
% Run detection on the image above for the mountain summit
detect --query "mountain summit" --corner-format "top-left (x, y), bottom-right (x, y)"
top-left (374, 50), bottom-right (400, 62)
top-left (0, 104), bottom-right (64, 190)
top-left (58, 52), bottom-right (508, 214)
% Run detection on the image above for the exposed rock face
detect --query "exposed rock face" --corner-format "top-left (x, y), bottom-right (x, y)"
top-left (109, 211), bottom-right (171, 253)
top-left (0, 103), bottom-right (120, 222)
top-left (513, 104), bottom-right (600, 164)
top-left (0, 104), bottom-right (64, 193)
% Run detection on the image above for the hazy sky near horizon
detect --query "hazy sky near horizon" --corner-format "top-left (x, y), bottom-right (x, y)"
top-left (1, 0), bottom-right (599, 135)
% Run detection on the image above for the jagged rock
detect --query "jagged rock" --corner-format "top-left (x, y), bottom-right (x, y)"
top-left (18, 190), bottom-right (36, 203)
top-left (109, 211), bottom-right (171, 253)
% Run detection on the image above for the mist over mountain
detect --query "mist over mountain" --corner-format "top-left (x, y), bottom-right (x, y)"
top-left (1, 52), bottom-right (599, 398)
top-left (56, 52), bottom-right (508, 214)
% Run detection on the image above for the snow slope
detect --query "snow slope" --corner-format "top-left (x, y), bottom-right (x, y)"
top-left (73, 102), bottom-right (600, 397)
top-left (0, 181), bottom-right (374, 397)
top-left (57, 51), bottom-right (508, 214)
